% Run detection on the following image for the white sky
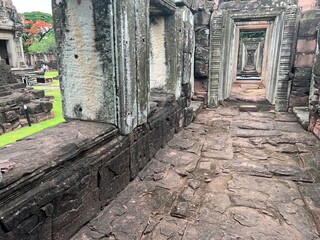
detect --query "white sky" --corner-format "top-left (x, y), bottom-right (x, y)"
top-left (12, 0), bottom-right (52, 14)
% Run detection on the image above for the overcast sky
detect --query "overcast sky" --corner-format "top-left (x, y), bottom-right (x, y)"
top-left (12, 0), bottom-right (52, 14)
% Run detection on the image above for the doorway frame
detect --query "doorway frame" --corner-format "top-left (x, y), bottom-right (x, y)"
top-left (208, 6), bottom-right (298, 111)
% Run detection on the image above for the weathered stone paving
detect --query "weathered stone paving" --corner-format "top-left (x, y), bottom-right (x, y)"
top-left (72, 106), bottom-right (320, 239)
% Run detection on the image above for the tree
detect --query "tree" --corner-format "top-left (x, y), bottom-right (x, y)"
top-left (21, 11), bottom-right (56, 53)
top-left (28, 31), bottom-right (56, 53)
top-left (23, 11), bottom-right (53, 24)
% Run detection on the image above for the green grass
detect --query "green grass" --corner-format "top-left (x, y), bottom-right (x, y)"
top-left (45, 71), bottom-right (59, 78)
top-left (45, 71), bottom-right (59, 85)
top-left (0, 80), bottom-right (64, 147)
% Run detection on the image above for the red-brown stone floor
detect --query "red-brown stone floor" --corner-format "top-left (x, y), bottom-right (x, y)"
top-left (231, 81), bottom-right (266, 101)
top-left (72, 106), bottom-right (320, 239)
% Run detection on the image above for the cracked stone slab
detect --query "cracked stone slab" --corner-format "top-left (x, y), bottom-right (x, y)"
top-left (142, 216), bottom-right (187, 239)
top-left (167, 136), bottom-right (195, 150)
top-left (274, 121), bottom-right (306, 132)
top-left (219, 160), bottom-right (312, 182)
top-left (155, 147), bottom-right (200, 168)
top-left (231, 120), bottom-right (274, 130)
top-left (231, 129), bottom-right (282, 138)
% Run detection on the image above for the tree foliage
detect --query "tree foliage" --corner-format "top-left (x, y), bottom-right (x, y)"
top-left (28, 31), bottom-right (56, 53)
top-left (23, 11), bottom-right (53, 23)
top-left (22, 11), bottom-right (56, 53)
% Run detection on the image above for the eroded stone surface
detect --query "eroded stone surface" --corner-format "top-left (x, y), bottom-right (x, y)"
top-left (72, 107), bottom-right (320, 239)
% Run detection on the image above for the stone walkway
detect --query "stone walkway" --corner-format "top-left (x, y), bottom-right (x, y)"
top-left (72, 106), bottom-right (320, 240)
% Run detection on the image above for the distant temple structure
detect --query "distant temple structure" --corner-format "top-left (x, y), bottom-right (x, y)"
top-left (0, 0), bottom-right (25, 68)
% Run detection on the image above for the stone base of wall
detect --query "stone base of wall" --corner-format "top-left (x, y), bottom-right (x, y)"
top-left (0, 96), bottom-right (203, 240)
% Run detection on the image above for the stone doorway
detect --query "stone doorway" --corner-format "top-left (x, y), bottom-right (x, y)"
top-left (0, 40), bottom-right (9, 65)
top-left (208, 6), bottom-right (298, 111)
top-left (231, 28), bottom-right (267, 101)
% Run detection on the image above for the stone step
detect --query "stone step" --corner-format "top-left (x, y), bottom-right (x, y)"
top-left (293, 106), bottom-right (309, 130)
top-left (190, 100), bottom-right (203, 116)
top-left (239, 104), bottom-right (259, 112)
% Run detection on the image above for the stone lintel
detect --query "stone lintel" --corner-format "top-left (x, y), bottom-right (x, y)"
top-left (150, 0), bottom-right (176, 15)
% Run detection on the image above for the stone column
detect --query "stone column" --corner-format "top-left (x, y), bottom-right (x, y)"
top-left (52, 0), bottom-right (149, 135)
top-left (6, 38), bottom-right (17, 67)
top-left (14, 37), bottom-right (26, 67)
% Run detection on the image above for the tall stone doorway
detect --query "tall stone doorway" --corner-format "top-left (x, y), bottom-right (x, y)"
top-left (208, 6), bottom-right (298, 111)
top-left (231, 27), bottom-right (268, 101)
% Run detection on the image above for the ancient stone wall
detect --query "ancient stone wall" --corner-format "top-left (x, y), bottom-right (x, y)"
top-left (0, 95), bottom-right (202, 240)
top-left (289, 11), bottom-right (320, 108)
top-left (310, 23), bottom-right (320, 138)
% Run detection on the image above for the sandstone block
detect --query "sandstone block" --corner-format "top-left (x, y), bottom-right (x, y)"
top-left (295, 53), bottom-right (315, 67)
top-left (2, 123), bottom-right (12, 132)
top-left (26, 102), bottom-right (43, 115)
top-left (40, 101), bottom-right (53, 113)
top-left (195, 27), bottom-right (209, 47)
top-left (194, 10), bottom-right (211, 26)
top-left (296, 39), bottom-right (317, 53)
top-left (299, 18), bottom-right (320, 37)
top-left (195, 60), bottom-right (209, 77)
top-left (5, 111), bottom-right (18, 122)
top-left (31, 90), bottom-right (45, 99)
top-left (195, 47), bottom-right (209, 62)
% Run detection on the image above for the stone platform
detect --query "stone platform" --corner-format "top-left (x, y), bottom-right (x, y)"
top-left (73, 106), bottom-right (320, 239)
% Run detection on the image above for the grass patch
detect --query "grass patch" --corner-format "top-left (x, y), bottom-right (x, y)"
top-left (45, 71), bottom-right (60, 85)
top-left (0, 82), bottom-right (64, 147)
top-left (45, 71), bottom-right (59, 78)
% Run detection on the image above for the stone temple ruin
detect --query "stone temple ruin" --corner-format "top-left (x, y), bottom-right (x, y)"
top-left (0, 0), bottom-right (25, 68)
top-left (0, 0), bottom-right (53, 135)
top-left (2, 0), bottom-right (320, 239)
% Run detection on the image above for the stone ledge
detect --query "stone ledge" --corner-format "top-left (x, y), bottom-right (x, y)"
top-left (0, 99), bottom-right (202, 239)
top-left (0, 121), bottom-right (118, 200)
top-left (293, 106), bottom-right (310, 130)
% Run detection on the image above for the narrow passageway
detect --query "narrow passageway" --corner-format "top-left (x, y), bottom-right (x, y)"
top-left (73, 106), bottom-right (320, 239)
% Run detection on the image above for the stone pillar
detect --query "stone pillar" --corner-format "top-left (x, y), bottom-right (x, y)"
top-left (274, 6), bottom-right (298, 112)
top-left (6, 38), bottom-right (17, 67)
top-left (15, 37), bottom-right (26, 67)
top-left (176, 7), bottom-right (195, 98)
top-left (52, 0), bottom-right (149, 135)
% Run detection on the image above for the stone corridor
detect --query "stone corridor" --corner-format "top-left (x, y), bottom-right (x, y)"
top-left (73, 106), bottom-right (320, 240)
